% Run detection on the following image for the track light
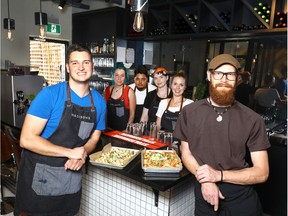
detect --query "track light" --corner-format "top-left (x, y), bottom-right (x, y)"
top-left (58, 0), bottom-right (66, 10)
top-left (35, 0), bottom-right (48, 38)
top-left (4, 18), bottom-right (15, 41)
top-left (131, 0), bottom-right (148, 32)
top-left (3, 0), bottom-right (15, 41)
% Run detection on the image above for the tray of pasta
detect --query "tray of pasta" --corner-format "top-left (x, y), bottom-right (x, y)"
top-left (89, 143), bottom-right (140, 169)
top-left (141, 149), bottom-right (183, 173)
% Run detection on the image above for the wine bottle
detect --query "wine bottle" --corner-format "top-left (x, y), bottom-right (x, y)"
top-left (110, 36), bottom-right (115, 54)
top-left (102, 38), bottom-right (108, 54)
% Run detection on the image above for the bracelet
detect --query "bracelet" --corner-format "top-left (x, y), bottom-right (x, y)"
top-left (220, 170), bottom-right (223, 182)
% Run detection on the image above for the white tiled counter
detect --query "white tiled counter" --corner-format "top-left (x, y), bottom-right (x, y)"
top-left (80, 165), bottom-right (195, 216)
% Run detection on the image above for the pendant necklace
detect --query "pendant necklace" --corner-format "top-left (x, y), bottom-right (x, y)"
top-left (114, 85), bottom-right (123, 92)
top-left (208, 98), bottom-right (231, 122)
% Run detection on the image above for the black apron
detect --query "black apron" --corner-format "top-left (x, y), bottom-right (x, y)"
top-left (161, 97), bottom-right (184, 132)
top-left (147, 88), bottom-right (171, 128)
top-left (133, 86), bottom-right (148, 123)
top-left (14, 83), bottom-right (96, 216)
top-left (107, 86), bottom-right (129, 131)
top-left (194, 181), bottom-right (263, 216)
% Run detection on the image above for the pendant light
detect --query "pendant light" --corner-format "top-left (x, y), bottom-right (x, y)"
top-left (131, 0), bottom-right (148, 32)
top-left (3, 0), bottom-right (15, 41)
top-left (35, 0), bottom-right (48, 38)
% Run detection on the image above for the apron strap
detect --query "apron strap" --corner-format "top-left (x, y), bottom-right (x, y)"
top-left (89, 89), bottom-right (96, 111)
top-left (179, 96), bottom-right (184, 112)
top-left (153, 86), bottom-right (167, 103)
top-left (165, 96), bottom-right (184, 111)
top-left (67, 82), bottom-right (72, 106)
top-left (110, 85), bottom-right (124, 97)
top-left (165, 98), bottom-right (172, 110)
top-left (67, 82), bottom-right (95, 111)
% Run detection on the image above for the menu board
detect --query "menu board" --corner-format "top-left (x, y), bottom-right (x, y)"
top-left (104, 130), bottom-right (167, 150)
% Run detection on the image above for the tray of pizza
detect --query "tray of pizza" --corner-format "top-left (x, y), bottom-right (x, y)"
top-left (141, 149), bottom-right (183, 173)
top-left (89, 143), bottom-right (140, 169)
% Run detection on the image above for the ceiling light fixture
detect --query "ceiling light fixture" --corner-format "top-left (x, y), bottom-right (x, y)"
top-left (3, 0), bottom-right (15, 41)
top-left (35, 0), bottom-right (48, 38)
top-left (58, 0), bottom-right (66, 10)
top-left (131, 0), bottom-right (148, 33)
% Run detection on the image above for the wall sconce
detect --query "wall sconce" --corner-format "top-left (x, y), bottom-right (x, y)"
top-left (173, 54), bottom-right (176, 62)
top-left (58, 0), bottom-right (66, 10)
top-left (35, 0), bottom-right (48, 38)
top-left (130, 0), bottom-right (148, 32)
top-left (3, 0), bottom-right (15, 41)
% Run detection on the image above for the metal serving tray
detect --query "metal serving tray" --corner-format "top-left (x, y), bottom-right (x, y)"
top-left (141, 149), bottom-right (183, 173)
top-left (89, 143), bottom-right (140, 170)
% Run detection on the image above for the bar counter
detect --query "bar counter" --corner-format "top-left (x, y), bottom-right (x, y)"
top-left (79, 134), bottom-right (195, 216)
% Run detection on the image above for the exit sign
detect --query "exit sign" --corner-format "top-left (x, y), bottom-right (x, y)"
top-left (47, 23), bottom-right (61, 34)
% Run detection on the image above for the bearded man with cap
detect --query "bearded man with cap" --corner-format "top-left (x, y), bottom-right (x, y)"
top-left (173, 54), bottom-right (270, 216)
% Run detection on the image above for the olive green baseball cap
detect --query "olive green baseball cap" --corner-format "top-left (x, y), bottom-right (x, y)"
top-left (208, 54), bottom-right (241, 70)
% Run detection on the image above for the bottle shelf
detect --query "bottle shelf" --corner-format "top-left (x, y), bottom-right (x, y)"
top-left (146, 5), bottom-right (170, 36)
top-left (92, 53), bottom-right (115, 57)
top-left (128, 0), bottom-right (287, 39)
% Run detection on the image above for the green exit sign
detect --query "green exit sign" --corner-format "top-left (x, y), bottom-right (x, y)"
top-left (47, 23), bottom-right (61, 34)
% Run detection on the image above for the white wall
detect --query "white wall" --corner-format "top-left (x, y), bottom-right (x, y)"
top-left (1, 0), bottom-right (72, 68)
top-left (0, 0), bottom-right (125, 68)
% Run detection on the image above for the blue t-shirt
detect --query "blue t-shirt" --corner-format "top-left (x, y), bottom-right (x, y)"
top-left (28, 81), bottom-right (106, 139)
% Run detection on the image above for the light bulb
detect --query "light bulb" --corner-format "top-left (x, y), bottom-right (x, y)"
top-left (133, 11), bottom-right (144, 32)
top-left (7, 29), bottom-right (13, 41)
top-left (39, 25), bottom-right (46, 38)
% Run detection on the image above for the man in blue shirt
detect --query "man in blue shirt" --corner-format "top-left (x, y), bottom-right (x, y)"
top-left (14, 44), bottom-right (106, 216)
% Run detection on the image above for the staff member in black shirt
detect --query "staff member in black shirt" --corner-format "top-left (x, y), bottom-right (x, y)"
top-left (140, 67), bottom-right (172, 128)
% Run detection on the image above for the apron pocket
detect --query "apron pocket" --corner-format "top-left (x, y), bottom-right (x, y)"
top-left (116, 107), bottom-right (124, 117)
top-left (78, 121), bottom-right (94, 140)
top-left (32, 163), bottom-right (82, 196)
top-left (172, 121), bottom-right (176, 130)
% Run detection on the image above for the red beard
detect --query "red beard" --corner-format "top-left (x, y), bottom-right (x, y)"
top-left (209, 82), bottom-right (236, 106)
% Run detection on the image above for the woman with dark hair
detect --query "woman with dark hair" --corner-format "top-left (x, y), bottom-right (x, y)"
top-left (104, 62), bottom-right (136, 131)
top-left (140, 67), bottom-right (172, 128)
